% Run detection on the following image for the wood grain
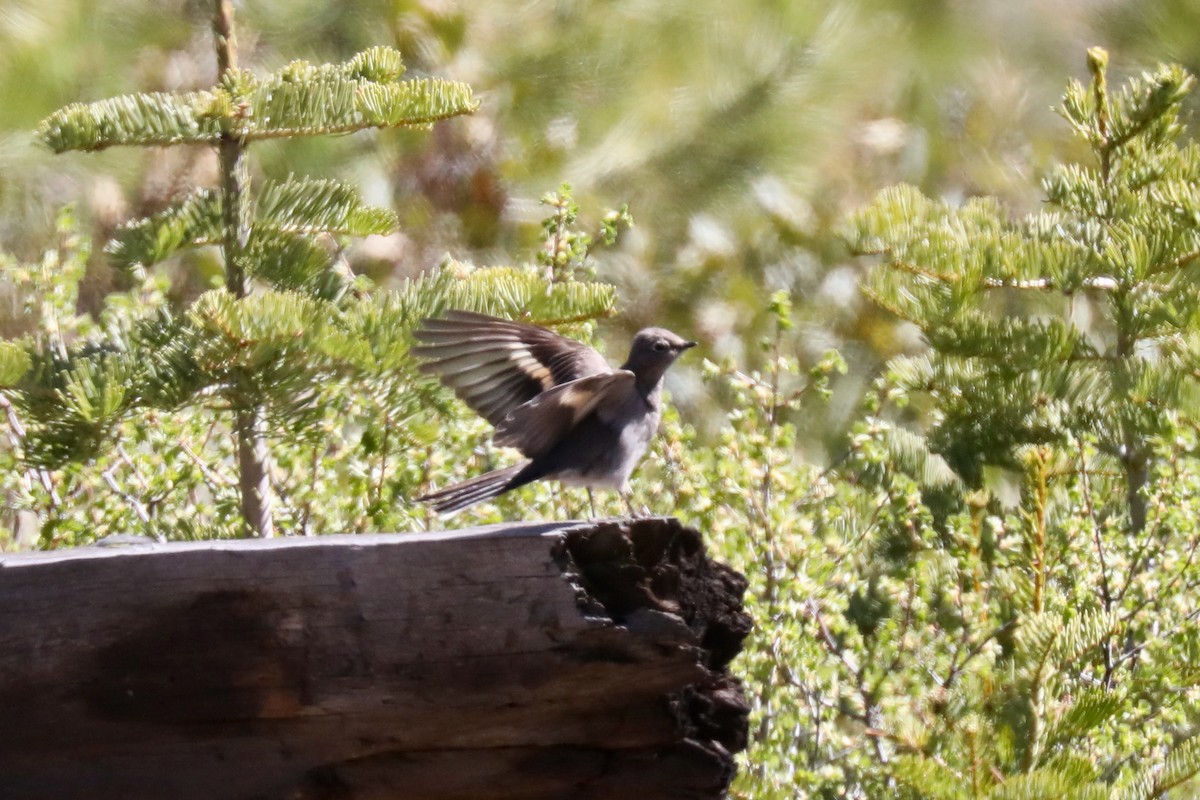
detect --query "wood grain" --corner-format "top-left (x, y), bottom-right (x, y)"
top-left (0, 517), bottom-right (750, 799)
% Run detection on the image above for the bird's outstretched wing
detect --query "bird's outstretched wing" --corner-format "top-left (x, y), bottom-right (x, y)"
top-left (494, 370), bottom-right (634, 458)
top-left (411, 310), bottom-right (610, 428)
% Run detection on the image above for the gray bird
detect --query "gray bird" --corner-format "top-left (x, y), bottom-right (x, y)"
top-left (412, 310), bottom-right (696, 514)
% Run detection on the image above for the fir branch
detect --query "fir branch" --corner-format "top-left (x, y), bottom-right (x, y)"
top-left (254, 176), bottom-right (397, 237)
top-left (1149, 246), bottom-right (1200, 275)
top-left (979, 275), bottom-right (1121, 291)
top-left (891, 755), bottom-right (967, 800)
top-left (1148, 737), bottom-right (1200, 797)
top-left (1040, 689), bottom-right (1122, 751)
top-left (1015, 611), bottom-right (1115, 696)
top-left (37, 48), bottom-right (476, 153)
top-left (988, 769), bottom-right (1111, 800)
top-left (879, 426), bottom-right (961, 489)
top-left (188, 289), bottom-right (331, 372)
top-left (1089, 48), bottom-right (1114, 183)
top-left (105, 178), bottom-right (395, 286)
top-left (888, 258), bottom-right (962, 284)
top-left (0, 341), bottom-right (33, 386)
top-left (106, 190), bottom-right (222, 270)
top-left (245, 230), bottom-right (337, 296)
top-left (38, 90), bottom-right (227, 153)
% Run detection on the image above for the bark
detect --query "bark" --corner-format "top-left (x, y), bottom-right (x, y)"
top-left (213, 0), bottom-right (274, 539)
top-left (0, 517), bottom-right (750, 800)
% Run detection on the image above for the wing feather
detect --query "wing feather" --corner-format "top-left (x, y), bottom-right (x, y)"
top-left (413, 310), bottom-right (610, 427)
top-left (494, 371), bottom-right (633, 458)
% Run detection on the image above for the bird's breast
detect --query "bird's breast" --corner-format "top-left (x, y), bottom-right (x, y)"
top-left (548, 395), bottom-right (661, 489)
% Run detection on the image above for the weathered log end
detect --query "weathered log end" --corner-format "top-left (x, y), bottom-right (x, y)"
top-left (0, 517), bottom-right (751, 800)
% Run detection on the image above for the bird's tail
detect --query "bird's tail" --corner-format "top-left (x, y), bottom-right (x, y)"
top-left (416, 462), bottom-right (529, 514)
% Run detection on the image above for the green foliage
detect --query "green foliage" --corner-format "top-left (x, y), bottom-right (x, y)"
top-left (0, 8), bottom-right (619, 541)
top-left (0, 223), bottom-right (616, 541)
top-left (396, 50), bottom-right (1197, 798)
top-left (26, 8), bottom-right (493, 537)
top-left (11, 9), bottom-right (1200, 800)
top-left (664, 295), bottom-right (1200, 799)
top-left (536, 183), bottom-right (632, 282)
top-left (0, 341), bottom-right (31, 386)
top-left (37, 46), bottom-right (476, 153)
top-left (849, 52), bottom-right (1200, 491)
top-left (107, 177), bottom-right (397, 272)
top-left (689, 49), bottom-right (1200, 798)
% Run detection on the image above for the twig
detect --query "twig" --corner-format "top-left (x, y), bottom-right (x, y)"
top-left (178, 436), bottom-right (234, 488)
top-left (1113, 607), bottom-right (1200, 668)
top-left (116, 443), bottom-right (152, 493)
top-left (101, 466), bottom-right (152, 526)
top-left (297, 439), bottom-right (323, 537)
top-left (1076, 436), bottom-right (1116, 685)
top-left (942, 619), bottom-right (1018, 690)
top-left (0, 393), bottom-right (61, 509)
top-left (373, 390), bottom-right (395, 511)
top-left (981, 275), bottom-right (1121, 291)
top-left (1148, 247), bottom-right (1200, 276)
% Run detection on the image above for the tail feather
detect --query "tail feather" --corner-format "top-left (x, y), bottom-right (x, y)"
top-left (417, 463), bottom-right (529, 514)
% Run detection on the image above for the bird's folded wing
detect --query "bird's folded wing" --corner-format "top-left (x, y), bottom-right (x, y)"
top-left (412, 310), bottom-right (611, 427)
top-left (494, 370), bottom-right (634, 459)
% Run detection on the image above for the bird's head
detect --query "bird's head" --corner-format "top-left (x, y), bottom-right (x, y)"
top-left (622, 327), bottom-right (697, 385)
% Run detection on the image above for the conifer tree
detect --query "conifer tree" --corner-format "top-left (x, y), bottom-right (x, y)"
top-left (618, 45), bottom-right (1200, 799)
top-left (850, 48), bottom-right (1200, 534)
top-left (835, 48), bottom-right (1200, 798)
top-left (2, 2), bottom-right (617, 540)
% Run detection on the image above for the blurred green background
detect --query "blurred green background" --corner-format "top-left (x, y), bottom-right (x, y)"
top-left (2, 0), bottom-right (1198, 456)
top-left (8, 5), bottom-right (1200, 795)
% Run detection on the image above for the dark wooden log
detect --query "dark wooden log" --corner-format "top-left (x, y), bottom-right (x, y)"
top-left (0, 517), bottom-right (750, 800)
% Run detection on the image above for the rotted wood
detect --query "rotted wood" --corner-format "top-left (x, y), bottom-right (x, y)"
top-left (0, 517), bottom-right (751, 800)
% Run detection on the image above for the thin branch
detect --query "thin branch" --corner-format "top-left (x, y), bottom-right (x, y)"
top-left (1121, 516), bottom-right (1200, 626)
top-left (212, 0), bottom-right (237, 74)
top-left (1077, 436), bottom-right (1117, 687)
top-left (1029, 448), bottom-right (1049, 615)
top-left (296, 438), bottom-right (323, 537)
top-left (419, 443), bottom-right (435, 533)
top-left (981, 275), bottom-right (1120, 291)
top-left (1117, 522), bottom-right (1155, 605)
top-left (748, 325), bottom-right (785, 748)
top-left (214, 0), bottom-right (273, 539)
top-left (886, 258), bottom-right (959, 284)
top-left (1148, 247), bottom-right (1200, 276)
top-left (372, 390), bottom-right (395, 512)
top-left (943, 619), bottom-right (1019, 691)
top-left (1113, 608), bottom-right (1200, 668)
top-left (178, 436), bottom-right (234, 488)
top-left (116, 443), bottom-right (152, 493)
top-left (0, 393), bottom-right (61, 509)
top-left (101, 466), bottom-right (152, 526)
top-left (873, 575), bottom-right (917, 697)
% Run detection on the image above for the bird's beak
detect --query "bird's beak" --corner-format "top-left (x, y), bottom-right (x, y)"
top-left (680, 341), bottom-right (697, 351)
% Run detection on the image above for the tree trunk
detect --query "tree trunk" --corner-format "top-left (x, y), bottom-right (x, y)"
top-left (0, 517), bottom-right (750, 800)
top-left (213, 0), bottom-right (274, 539)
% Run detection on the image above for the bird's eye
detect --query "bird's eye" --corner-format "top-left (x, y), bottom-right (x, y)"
top-left (653, 341), bottom-right (669, 351)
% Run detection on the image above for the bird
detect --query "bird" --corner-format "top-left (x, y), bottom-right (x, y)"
top-left (411, 309), bottom-right (696, 515)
